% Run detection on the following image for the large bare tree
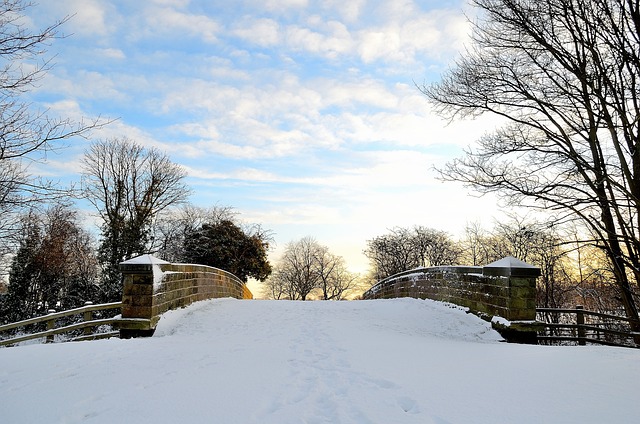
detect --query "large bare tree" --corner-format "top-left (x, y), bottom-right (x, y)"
top-left (0, 0), bottom-right (105, 270)
top-left (422, 0), bottom-right (640, 330)
top-left (82, 137), bottom-right (189, 301)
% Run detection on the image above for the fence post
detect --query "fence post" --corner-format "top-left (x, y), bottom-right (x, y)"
top-left (46, 309), bottom-right (56, 343)
top-left (576, 305), bottom-right (586, 346)
top-left (83, 301), bottom-right (94, 336)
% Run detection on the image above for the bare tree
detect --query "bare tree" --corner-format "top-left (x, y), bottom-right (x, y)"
top-left (422, 0), bottom-right (640, 330)
top-left (364, 230), bottom-right (416, 280)
top-left (153, 204), bottom-right (237, 261)
top-left (261, 270), bottom-right (290, 300)
top-left (275, 237), bottom-right (320, 301)
top-left (365, 226), bottom-right (460, 280)
top-left (314, 246), bottom-right (359, 300)
top-left (81, 137), bottom-right (190, 301)
top-left (0, 0), bottom-right (106, 271)
top-left (411, 226), bottom-right (461, 267)
top-left (265, 237), bottom-right (357, 300)
top-left (460, 222), bottom-right (496, 266)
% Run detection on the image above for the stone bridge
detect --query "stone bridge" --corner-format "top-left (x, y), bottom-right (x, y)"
top-left (362, 256), bottom-right (541, 343)
top-left (118, 254), bottom-right (540, 343)
top-left (117, 254), bottom-right (252, 337)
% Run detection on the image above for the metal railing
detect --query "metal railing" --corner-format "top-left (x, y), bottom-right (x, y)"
top-left (536, 306), bottom-right (640, 348)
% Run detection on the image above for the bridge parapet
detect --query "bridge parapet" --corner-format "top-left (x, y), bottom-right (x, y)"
top-left (118, 255), bottom-right (252, 337)
top-left (363, 256), bottom-right (540, 342)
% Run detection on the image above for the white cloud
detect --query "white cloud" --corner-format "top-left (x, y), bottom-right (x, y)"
top-left (152, 66), bottom-right (499, 164)
top-left (40, 70), bottom-right (127, 103)
top-left (284, 20), bottom-right (353, 59)
top-left (61, 0), bottom-right (114, 37)
top-left (232, 18), bottom-right (281, 47)
top-left (358, 29), bottom-right (402, 63)
top-left (95, 47), bottom-right (126, 60)
top-left (319, 78), bottom-right (399, 109)
top-left (143, 7), bottom-right (221, 43)
top-left (224, 2), bottom-right (468, 67)
top-left (150, 0), bottom-right (190, 6)
top-left (186, 166), bottom-right (280, 182)
top-left (356, 10), bottom-right (469, 65)
top-left (322, 0), bottom-right (366, 22)
top-left (44, 99), bottom-right (86, 121)
top-left (260, 0), bottom-right (309, 13)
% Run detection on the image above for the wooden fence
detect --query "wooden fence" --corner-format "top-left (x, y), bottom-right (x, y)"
top-left (0, 302), bottom-right (149, 347)
top-left (536, 306), bottom-right (640, 348)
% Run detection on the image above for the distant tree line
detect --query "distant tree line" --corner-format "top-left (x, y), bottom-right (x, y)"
top-left (364, 226), bottom-right (461, 282)
top-left (0, 137), bottom-right (273, 323)
top-left (363, 217), bottom-right (626, 312)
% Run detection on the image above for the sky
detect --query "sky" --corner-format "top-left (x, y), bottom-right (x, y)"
top-left (23, 0), bottom-right (506, 274)
top-left (3, 298), bottom-right (640, 423)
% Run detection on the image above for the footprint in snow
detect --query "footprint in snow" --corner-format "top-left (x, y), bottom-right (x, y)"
top-left (397, 395), bottom-right (420, 414)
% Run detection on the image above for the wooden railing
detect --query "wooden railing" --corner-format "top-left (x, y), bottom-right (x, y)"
top-left (536, 306), bottom-right (640, 348)
top-left (0, 302), bottom-right (149, 347)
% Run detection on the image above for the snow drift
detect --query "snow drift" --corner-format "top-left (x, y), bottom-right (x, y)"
top-left (1, 298), bottom-right (639, 423)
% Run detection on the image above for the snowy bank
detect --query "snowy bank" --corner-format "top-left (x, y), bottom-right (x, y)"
top-left (1, 298), bottom-right (639, 423)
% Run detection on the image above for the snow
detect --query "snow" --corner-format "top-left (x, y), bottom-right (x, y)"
top-left (119, 254), bottom-right (169, 265)
top-left (2, 298), bottom-right (639, 423)
top-left (485, 256), bottom-right (537, 269)
top-left (491, 315), bottom-right (511, 327)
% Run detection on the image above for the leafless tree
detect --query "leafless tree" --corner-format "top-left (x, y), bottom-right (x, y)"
top-left (314, 246), bottom-right (359, 300)
top-left (81, 137), bottom-right (189, 301)
top-left (422, 0), bottom-right (640, 329)
top-left (460, 222), bottom-right (496, 266)
top-left (411, 226), bottom-right (461, 267)
top-left (364, 230), bottom-right (417, 281)
top-left (266, 237), bottom-right (357, 300)
top-left (365, 226), bottom-right (460, 280)
top-left (275, 237), bottom-right (320, 301)
top-left (153, 204), bottom-right (237, 261)
top-left (0, 1), bottom-right (106, 272)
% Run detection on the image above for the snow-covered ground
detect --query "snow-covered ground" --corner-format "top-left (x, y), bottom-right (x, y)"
top-left (2, 298), bottom-right (639, 423)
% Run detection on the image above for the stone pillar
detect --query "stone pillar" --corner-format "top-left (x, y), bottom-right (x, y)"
top-left (118, 254), bottom-right (169, 338)
top-left (483, 256), bottom-right (541, 343)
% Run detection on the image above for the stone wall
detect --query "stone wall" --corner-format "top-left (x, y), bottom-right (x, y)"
top-left (362, 256), bottom-right (541, 342)
top-left (118, 254), bottom-right (252, 337)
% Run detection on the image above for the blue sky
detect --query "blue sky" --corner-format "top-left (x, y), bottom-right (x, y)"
top-left (24, 0), bottom-right (504, 273)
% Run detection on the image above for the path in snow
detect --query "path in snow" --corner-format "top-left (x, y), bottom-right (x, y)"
top-left (1, 298), bottom-right (640, 423)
